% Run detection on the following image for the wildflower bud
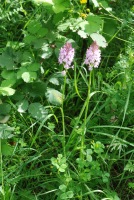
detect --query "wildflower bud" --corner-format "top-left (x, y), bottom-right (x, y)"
top-left (58, 43), bottom-right (75, 70)
top-left (80, 13), bottom-right (87, 18)
top-left (84, 41), bottom-right (101, 71)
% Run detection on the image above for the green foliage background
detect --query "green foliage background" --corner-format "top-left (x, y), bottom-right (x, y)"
top-left (0, 0), bottom-right (134, 199)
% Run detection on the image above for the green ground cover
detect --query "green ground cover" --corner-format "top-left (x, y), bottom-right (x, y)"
top-left (0, 0), bottom-right (134, 199)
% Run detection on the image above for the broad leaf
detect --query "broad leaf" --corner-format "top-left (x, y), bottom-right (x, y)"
top-left (17, 99), bottom-right (29, 113)
top-left (0, 124), bottom-right (14, 139)
top-left (17, 67), bottom-right (27, 79)
top-left (0, 87), bottom-right (15, 96)
top-left (103, 18), bottom-right (117, 40)
top-left (52, 0), bottom-right (70, 13)
top-left (0, 52), bottom-right (14, 70)
top-left (0, 103), bottom-right (11, 115)
top-left (90, 33), bottom-right (108, 48)
top-left (21, 82), bottom-right (46, 97)
top-left (91, 0), bottom-right (99, 7)
top-left (1, 140), bottom-right (14, 156)
top-left (84, 15), bottom-right (103, 34)
top-left (22, 72), bottom-right (37, 83)
top-left (49, 77), bottom-right (59, 85)
top-left (45, 88), bottom-right (63, 106)
top-left (0, 115), bottom-right (10, 124)
top-left (36, 27), bottom-right (48, 38)
top-left (1, 79), bottom-right (16, 87)
top-left (27, 63), bottom-right (40, 71)
top-left (28, 103), bottom-right (48, 120)
top-left (41, 43), bottom-right (53, 59)
top-left (24, 35), bottom-right (37, 44)
top-left (1, 70), bottom-right (16, 79)
top-left (78, 30), bottom-right (88, 38)
top-left (27, 21), bottom-right (42, 34)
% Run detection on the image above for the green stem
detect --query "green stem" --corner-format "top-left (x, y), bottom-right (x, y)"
top-left (60, 107), bottom-right (66, 157)
top-left (61, 72), bottom-right (67, 157)
top-left (0, 139), bottom-right (5, 200)
top-left (66, 68), bottom-right (92, 151)
top-left (80, 71), bottom-right (92, 160)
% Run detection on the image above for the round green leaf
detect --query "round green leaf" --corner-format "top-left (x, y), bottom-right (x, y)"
top-left (59, 184), bottom-right (67, 192)
top-left (0, 87), bottom-right (15, 96)
top-left (28, 103), bottom-right (48, 120)
top-left (22, 72), bottom-right (37, 83)
top-left (45, 88), bottom-right (63, 106)
top-left (0, 103), bottom-right (11, 115)
top-left (27, 63), bottom-right (40, 71)
top-left (1, 79), bottom-right (16, 87)
top-left (90, 33), bottom-right (108, 48)
top-left (16, 99), bottom-right (29, 113)
top-left (85, 15), bottom-right (103, 34)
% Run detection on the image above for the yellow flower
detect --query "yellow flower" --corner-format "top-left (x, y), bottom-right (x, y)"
top-left (80, 0), bottom-right (87, 4)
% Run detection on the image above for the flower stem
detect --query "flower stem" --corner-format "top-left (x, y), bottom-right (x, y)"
top-left (80, 70), bottom-right (92, 160)
top-left (61, 72), bottom-right (67, 157)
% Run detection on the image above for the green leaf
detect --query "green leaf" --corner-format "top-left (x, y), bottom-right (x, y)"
top-left (0, 103), bottom-right (11, 115)
top-left (1, 70), bottom-right (16, 80)
top-left (33, 0), bottom-right (53, 5)
top-left (77, 30), bottom-right (88, 38)
top-left (90, 33), bottom-right (108, 48)
top-left (58, 20), bottom-right (71, 31)
top-left (91, 0), bottom-right (99, 7)
top-left (28, 103), bottom-right (48, 120)
top-left (27, 21), bottom-right (42, 34)
top-left (41, 44), bottom-right (53, 59)
top-left (59, 184), bottom-right (67, 192)
top-left (84, 15), bottom-right (103, 34)
top-left (99, 0), bottom-right (112, 11)
top-left (24, 35), bottom-right (37, 44)
top-left (66, 191), bottom-right (74, 198)
top-left (1, 70), bottom-right (17, 86)
top-left (22, 82), bottom-right (46, 97)
top-left (52, 0), bottom-right (70, 13)
top-left (128, 182), bottom-right (134, 189)
top-left (91, 141), bottom-right (104, 154)
top-left (1, 79), bottom-right (16, 87)
top-left (86, 149), bottom-right (93, 162)
top-left (45, 88), bottom-right (63, 106)
top-left (124, 162), bottom-right (134, 172)
top-left (0, 115), bottom-right (10, 124)
top-left (17, 67), bottom-right (27, 79)
top-left (22, 72), bottom-right (37, 83)
top-left (36, 27), bottom-right (48, 38)
top-left (33, 38), bottom-right (47, 49)
top-left (22, 51), bottom-right (34, 62)
top-left (49, 77), bottom-right (59, 85)
top-left (51, 157), bottom-right (59, 168)
top-left (0, 87), bottom-right (15, 96)
top-left (0, 52), bottom-right (14, 70)
top-left (1, 140), bottom-right (14, 156)
top-left (60, 193), bottom-right (67, 199)
top-left (103, 18), bottom-right (117, 41)
top-left (0, 124), bottom-right (14, 139)
top-left (21, 72), bottom-right (30, 83)
top-left (59, 164), bottom-right (67, 172)
top-left (27, 63), bottom-right (40, 71)
top-left (16, 99), bottom-right (29, 113)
